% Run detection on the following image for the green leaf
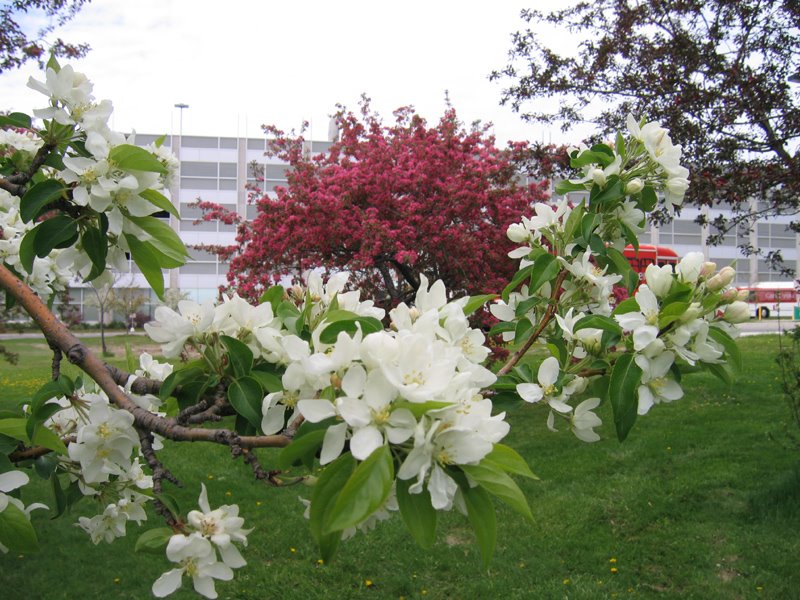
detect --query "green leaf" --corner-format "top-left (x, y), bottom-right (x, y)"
top-left (461, 481), bottom-right (496, 568)
top-left (502, 263), bottom-right (535, 302)
top-left (20, 179), bottom-right (66, 223)
top-left (135, 527), bottom-right (174, 554)
top-left (658, 302), bottom-right (690, 330)
top-left (514, 295), bottom-right (544, 317)
top-left (278, 429), bottom-right (326, 469)
top-left (325, 445), bottom-right (394, 534)
top-left (0, 502), bottom-right (39, 553)
top-left (109, 144), bottom-right (168, 173)
top-left (124, 234), bottom-right (165, 299)
top-left (309, 453), bottom-right (356, 561)
top-left (604, 247), bottom-right (639, 295)
top-left (259, 285), bottom-right (286, 311)
top-left (484, 444), bottom-right (538, 479)
top-left (615, 132), bottom-right (626, 157)
top-left (613, 298), bottom-right (641, 315)
top-left (81, 226), bottom-right (108, 282)
top-left (609, 353), bottom-right (643, 442)
top-left (319, 316), bottom-right (383, 344)
top-left (461, 461), bottom-right (533, 522)
top-left (139, 189), bottom-right (179, 218)
top-left (488, 321), bottom-right (516, 336)
top-left (571, 148), bottom-right (614, 168)
top-left (124, 214), bottom-right (190, 263)
top-left (220, 335), bottom-right (254, 378)
top-left (528, 253), bottom-right (560, 294)
top-left (707, 326), bottom-right (742, 371)
top-left (249, 369), bottom-right (282, 394)
top-left (396, 478), bottom-right (437, 549)
top-left (50, 473), bottom-right (67, 518)
top-left (20, 216), bottom-right (77, 273)
top-left (227, 376), bottom-right (264, 430)
top-left (554, 180), bottom-right (588, 195)
top-left (704, 362), bottom-right (732, 386)
top-left (514, 316), bottom-right (533, 345)
top-left (591, 177), bottom-right (624, 206)
top-left (0, 112), bottom-right (32, 129)
top-left (640, 186), bottom-right (658, 211)
top-left (562, 200), bottom-right (585, 240)
top-left (462, 294), bottom-right (499, 317)
top-left (573, 314), bottom-right (623, 336)
top-left (154, 493), bottom-right (181, 520)
top-left (0, 417), bottom-right (66, 455)
top-left (581, 212), bottom-right (599, 242)
top-left (158, 366), bottom-right (205, 401)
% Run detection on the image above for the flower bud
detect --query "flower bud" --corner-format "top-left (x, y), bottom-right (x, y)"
top-left (676, 252), bottom-right (705, 284)
top-left (720, 288), bottom-right (739, 304)
top-left (507, 222), bottom-right (529, 243)
top-left (290, 284), bottom-right (304, 301)
top-left (706, 266), bottom-right (736, 292)
top-left (625, 178), bottom-right (644, 195)
top-left (407, 306), bottom-right (421, 322)
top-left (723, 301), bottom-right (750, 323)
top-left (645, 264), bottom-right (673, 297)
top-left (591, 168), bottom-right (607, 187)
top-left (679, 302), bottom-right (704, 323)
top-left (699, 262), bottom-right (717, 279)
top-left (737, 289), bottom-right (750, 302)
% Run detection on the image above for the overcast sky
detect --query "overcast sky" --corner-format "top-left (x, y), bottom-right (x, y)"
top-left (2, 0), bottom-right (582, 145)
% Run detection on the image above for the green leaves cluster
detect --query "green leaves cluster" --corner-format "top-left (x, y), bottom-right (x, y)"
top-left (279, 440), bottom-right (536, 567)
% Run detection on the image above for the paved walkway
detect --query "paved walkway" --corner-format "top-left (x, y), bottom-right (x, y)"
top-left (0, 330), bottom-right (145, 340)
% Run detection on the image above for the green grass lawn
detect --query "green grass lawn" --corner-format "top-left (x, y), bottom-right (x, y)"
top-left (1, 334), bottom-right (799, 599)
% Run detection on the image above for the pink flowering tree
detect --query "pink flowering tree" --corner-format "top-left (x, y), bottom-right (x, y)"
top-left (204, 101), bottom-right (549, 305)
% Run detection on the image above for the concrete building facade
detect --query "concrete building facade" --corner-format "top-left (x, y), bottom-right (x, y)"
top-left (60, 134), bottom-right (799, 322)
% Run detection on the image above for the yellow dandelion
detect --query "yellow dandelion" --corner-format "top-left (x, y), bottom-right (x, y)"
top-left (316, 559), bottom-right (324, 565)
top-left (421, 590), bottom-right (428, 596)
top-left (207, 475), bottom-right (214, 480)
top-left (290, 547), bottom-right (296, 553)
top-left (563, 578), bottom-right (571, 585)
top-left (365, 579), bottom-right (373, 587)
top-left (113, 578), bottom-right (121, 584)
top-left (611, 567), bottom-right (619, 574)
top-left (256, 501), bottom-right (262, 506)
top-left (609, 557), bottom-right (617, 563)
top-left (225, 491), bottom-right (232, 497)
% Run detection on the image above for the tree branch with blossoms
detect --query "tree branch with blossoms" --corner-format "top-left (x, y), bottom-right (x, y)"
top-left (0, 59), bottom-right (749, 600)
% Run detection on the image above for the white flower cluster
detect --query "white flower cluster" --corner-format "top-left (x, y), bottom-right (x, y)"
top-left (292, 275), bottom-right (506, 512)
top-left (0, 169), bottom-right (71, 301)
top-left (615, 252), bottom-right (745, 415)
top-left (21, 63), bottom-right (179, 282)
top-left (42, 353), bottom-right (173, 544)
top-left (144, 271), bottom-right (509, 516)
top-left (153, 484), bottom-right (251, 599)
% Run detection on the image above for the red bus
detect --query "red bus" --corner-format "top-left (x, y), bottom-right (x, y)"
top-left (623, 244), bottom-right (679, 276)
top-left (736, 282), bottom-right (799, 319)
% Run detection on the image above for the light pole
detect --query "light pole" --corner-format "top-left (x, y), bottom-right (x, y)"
top-left (169, 103), bottom-right (189, 292)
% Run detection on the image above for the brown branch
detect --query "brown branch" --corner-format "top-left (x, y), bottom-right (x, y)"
top-left (9, 435), bottom-right (76, 462)
top-left (4, 142), bottom-right (58, 195)
top-left (0, 263), bottom-right (292, 450)
top-left (241, 448), bottom-right (285, 486)
top-left (50, 343), bottom-right (62, 381)
top-left (496, 269), bottom-right (569, 377)
top-left (105, 364), bottom-right (162, 396)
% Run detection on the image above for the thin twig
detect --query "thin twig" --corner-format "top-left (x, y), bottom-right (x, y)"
top-left (496, 269), bottom-right (569, 376)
